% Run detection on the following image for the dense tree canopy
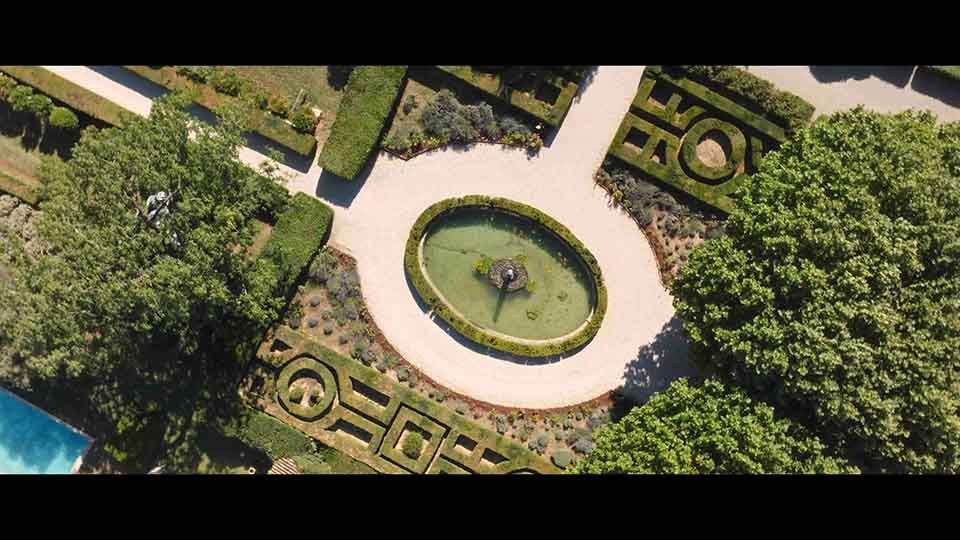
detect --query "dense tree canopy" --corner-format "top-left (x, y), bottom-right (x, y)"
top-left (571, 379), bottom-right (854, 474)
top-left (671, 108), bottom-right (960, 473)
top-left (0, 94), bottom-right (288, 468)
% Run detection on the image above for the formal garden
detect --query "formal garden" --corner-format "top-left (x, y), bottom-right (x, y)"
top-left (0, 64), bottom-right (958, 475)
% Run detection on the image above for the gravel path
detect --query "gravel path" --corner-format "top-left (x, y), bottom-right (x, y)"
top-left (39, 66), bottom-right (694, 409)
top-left (746, 66), bottom-right (960, 123)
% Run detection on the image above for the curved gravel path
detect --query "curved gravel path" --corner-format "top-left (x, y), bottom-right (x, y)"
top-left (39, 65), bottom-right (693, 409)
top-left (326, 66), bottom-right (688, 408)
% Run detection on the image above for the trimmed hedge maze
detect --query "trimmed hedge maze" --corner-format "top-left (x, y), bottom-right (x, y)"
top-left (436, 66), bottom-right (580, 129)
top-left (251, 326), bottom-right (559, 474)
top-left (606, 67), bottom-right (792, 213)
top-left (404, 195), bottom-right (607, 358)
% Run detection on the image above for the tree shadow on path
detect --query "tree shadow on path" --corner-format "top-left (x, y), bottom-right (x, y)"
top-left (910, 67), bottom-right (960, 109)
top-left (609, 315), bottom-right (700, 421)
top-left (808, 65), bottom-right (915, 88)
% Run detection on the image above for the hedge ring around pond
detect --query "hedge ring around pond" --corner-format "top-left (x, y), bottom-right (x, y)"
top-left (404, 195), bottom-right (607, 358)
top-left (277, 356), bottom-right (338, 421)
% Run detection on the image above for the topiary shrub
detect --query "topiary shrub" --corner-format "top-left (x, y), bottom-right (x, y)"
top-left (288, 385), bottom-right (305, 402)
top-left (291, 109), bottom-right (318, 134)
top-left (396, 366), bottom-right (410, 382)
top-left (48, 106), bottom-right (79, 130)
top-left (209, 69), bottom-right (244, 97)
top-left (322, 323), bottom-right (333, 335)
top-left (402, 432), bottom-right (424, 459)
top-left (268, 94), bottom-right (291, 119)
top-left (309, 295), bottom-right (323, 307)
top-left (338, 334), bottom-right (349, 345)
top-left (307, 317), bottom-right (319, 328)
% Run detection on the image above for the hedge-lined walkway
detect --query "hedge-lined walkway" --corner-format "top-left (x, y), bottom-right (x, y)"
top-left (744, 66), bottom-right (960, 123)
top-left (44, 65), bottom-right (693, 409)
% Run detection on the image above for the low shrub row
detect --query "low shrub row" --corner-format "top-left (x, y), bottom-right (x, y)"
top-left (383, 89), bottom-right (542, 157)
top-left (260, 192), bottom-right (334, 298)
top-left (1, 72), bottom-right (85, 132)
top-left (437, 66), bottom-right (579, 128)
top-left (661, 65), bottom-right (815, 135)
top-left (0, 67), bottom-right (132, 127)
top-left (404, 195), bottom-right (607, 357)
top-left (318, 66), bottom-right (407, 180)
top-left (122, 66), bottom-right (317, 156)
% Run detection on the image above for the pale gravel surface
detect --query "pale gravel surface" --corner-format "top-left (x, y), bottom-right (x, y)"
top-left (39, 65), bottom-right (694, 408)
top-left (746, 66), bottom-right (960, 123)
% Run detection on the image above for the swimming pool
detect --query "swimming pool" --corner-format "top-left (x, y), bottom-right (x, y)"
top-left (0, 388), bottom-right (92, 474)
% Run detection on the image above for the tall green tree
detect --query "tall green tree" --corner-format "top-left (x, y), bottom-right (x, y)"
top-left (0, 94), bottom-right (287, 469)
top-left (572, 378), bottom-right (854, 474)
top-left (671, 108), bottom-right (960, 473)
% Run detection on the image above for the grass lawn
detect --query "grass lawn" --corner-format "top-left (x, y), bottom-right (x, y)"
top-left (225, 67), bottom-right (347, 151)
top-left (247, 219), bottom-right (273, 258)
top-left (0, 131), bottom-right (44, 205)
top-left (0, 132), bottom-right (43, 184)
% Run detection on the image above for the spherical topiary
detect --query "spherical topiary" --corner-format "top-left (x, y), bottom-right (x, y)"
top-left (323, 323), bottom-right (334, 335)
top-left (49, 106), bottom-right (80, 130)
top-left (307, 317), bottom-right (319, 328)
top-left (309, 295), bottom-right (323, 307)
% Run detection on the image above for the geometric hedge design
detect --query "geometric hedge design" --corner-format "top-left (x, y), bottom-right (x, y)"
top-left (607, 67), bottom-right (788, 213)
top-left (248, 325), bottom-right (560, 475)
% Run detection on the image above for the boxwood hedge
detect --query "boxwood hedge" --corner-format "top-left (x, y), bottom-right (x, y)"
top-left (261, 192), bottom-right (334, 297)
top-left (404, 195), bottom-right (607, 357)
top-left (660, 65), bottom-right (814, 135)
top-left (318, 66), bottom-right (407, 180)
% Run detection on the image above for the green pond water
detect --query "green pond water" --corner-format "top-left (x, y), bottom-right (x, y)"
top-left (421, 208), bottom-right (595, 341)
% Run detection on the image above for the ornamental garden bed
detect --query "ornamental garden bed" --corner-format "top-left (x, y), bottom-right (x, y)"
top-left (436, 66), bottom-right (584, 129)
top-left (595, 162), bottom-right (725, 284)
top-left (605, 66), bottom-right (802, 213)
top-left (382, 73), bottom-right (543, 159)
top-left (122, 66), bottom-right (318, 157)
top-left (221, 66), bottom-right (348, 152)
top-left (245, 244), bottom-right (615, 471)
top-left (404, 196), bottom-right (607, 358)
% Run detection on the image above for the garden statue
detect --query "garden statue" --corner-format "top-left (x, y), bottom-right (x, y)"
top-left (145, 191), bottom-right (171, 227)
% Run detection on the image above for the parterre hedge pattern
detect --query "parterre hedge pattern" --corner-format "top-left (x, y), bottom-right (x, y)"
top-left (665, 65), bottom-right (815, 135)
top-left (251, 325), bottom-right (559, 474)
top-left (606, 68), bottom-right (793, 213)
top-left (122, 66), bottom-right (317, 156)
top-left (436, 66), bottom-right (579, 128)
top-left (404, 195), bottom-right (607, 357)
top-left (318, 66), bottom-right (407, 180)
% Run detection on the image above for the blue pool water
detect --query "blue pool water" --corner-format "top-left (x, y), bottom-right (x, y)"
top-left (0, 388), bottom-right (92, 474)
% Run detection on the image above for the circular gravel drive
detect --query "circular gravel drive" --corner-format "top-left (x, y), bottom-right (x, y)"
top-left (327, 66), bottom-right (693, 409)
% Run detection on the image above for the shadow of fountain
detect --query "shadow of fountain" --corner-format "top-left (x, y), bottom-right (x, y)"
top-left (402, 269), bottom-right (591, 367)
top-left (609, 315), bottom-right (700, 421)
